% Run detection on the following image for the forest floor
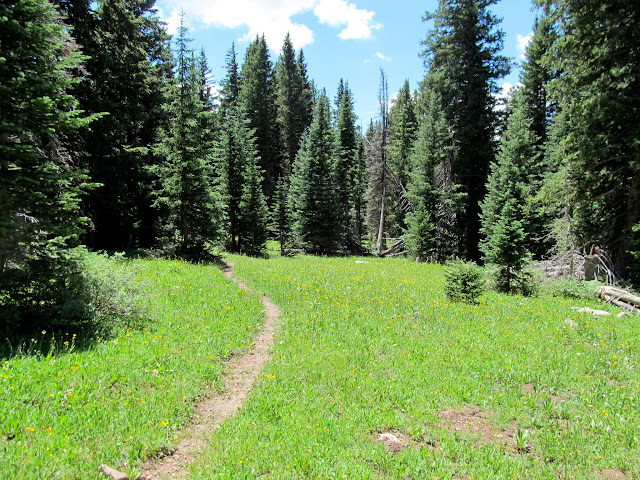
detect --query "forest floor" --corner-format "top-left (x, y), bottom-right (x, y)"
top-left (136, 262), bottom-right (281, 480)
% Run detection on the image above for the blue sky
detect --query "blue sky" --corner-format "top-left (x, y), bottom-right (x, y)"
top-left (154, 0), bottom-right (539, 127)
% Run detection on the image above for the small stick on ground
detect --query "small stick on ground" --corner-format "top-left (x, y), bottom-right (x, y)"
top-left (136, 261), bottom-right (280, 480)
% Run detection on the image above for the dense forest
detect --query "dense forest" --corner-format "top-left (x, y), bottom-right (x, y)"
top-left (1, 0), bottom-right (638, 335)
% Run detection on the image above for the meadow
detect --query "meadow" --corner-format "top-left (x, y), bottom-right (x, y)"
top-left (2, 254), bottom-right (639, 479)
top-left (1, 258), bottom-right (265, 479)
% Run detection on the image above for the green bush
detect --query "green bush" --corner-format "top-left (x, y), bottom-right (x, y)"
top-left (444, 260), bottom-right (485, 304)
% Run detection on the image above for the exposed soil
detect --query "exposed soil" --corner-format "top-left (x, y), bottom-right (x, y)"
top-left (439, 406), bottom-right (517, 448)
top-left (135, 262), bottom-right (280, 480)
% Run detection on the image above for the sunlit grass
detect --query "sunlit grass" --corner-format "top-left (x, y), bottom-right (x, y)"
top-left (1, 257), bottom-right (264, 480)
top-left (191, 254), bottom-right (639, 479)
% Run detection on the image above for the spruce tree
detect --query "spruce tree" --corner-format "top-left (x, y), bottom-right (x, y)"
top-left (334, 82), bottom-right (358, 243)
top-left (407, 89), bottom-right (460, 260)
top-left (153, 20), bottom-right (220, 256)
top-left (544, 0), bottom-right (640, 278)
top-left (219, 42), bottom-right (240, 117)
top-left (421, 0), bottom-right (510, 261)
top-left (239, 35), bottom-right (281, 201)
top-left (0, 0), bottom-right (97, 331)
top-left (270, 176), bottom-right (293, 255)
top-left (58, 0), bottom-right (171, 250)
top-left (387, 79), bottom-right (418, 235)
top-left (275, 34), bottom-right (312, 175)
top-left (238, 157), bottom-right (269, 256)
top-left (217, 104), bottom-right (265, 253)
top-left (290, 92), bottom-right (340, 253)
top-left (480, 98), bottom-right (534, 293)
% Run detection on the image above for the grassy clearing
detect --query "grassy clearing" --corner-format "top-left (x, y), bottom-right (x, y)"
top-left (191, 255), bottom-right (639, 479)
top-left (1, 257), bottom-right (264, 480)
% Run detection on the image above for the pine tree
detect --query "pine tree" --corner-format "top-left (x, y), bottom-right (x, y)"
top-left (238, 157), bottom-right (269, 256)
top-left (407, 89), bottom-right (460, 260)
top-left (421, 0), bottom-right (510, 261)
top-left (334, 82), bottom-right (358, 243)
top-left (0, 0), bottom-right (97, 331)
top-left (153, 19), bottom-right (220, 256)
top-left (290, 92), bottom-right (340, 253)
top-left (270, 176), bottom-right (293, 255)
top-left (58, 0), bottom-right (171, 250)
top-left (219, 42), bottom-right (240, 117)
top-left (480, 99), bottom-right (534, 293)
top-left (239, 35), bottom-right (281, 201)
top-left (217, 104), bottom-right (265, 253)
top-left (518, 7), bottom-right (558, 259)
top-left (275, 34), bottom-right (312, 175)
top-left (387, 79), bottom-right (418, 236)
top-left (544, 0), bottom-right (640, 278)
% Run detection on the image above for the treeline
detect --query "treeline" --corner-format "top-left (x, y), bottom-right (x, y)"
top-left (1, 0), bottom-right (638, 334)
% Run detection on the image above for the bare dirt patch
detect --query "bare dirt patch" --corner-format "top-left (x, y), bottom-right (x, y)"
top-left (133, 262), bottom-right (280, 480)
top-left (595, 469), bottom-right (629, 480)
top-left (439, 406), bottom-right (517, 448)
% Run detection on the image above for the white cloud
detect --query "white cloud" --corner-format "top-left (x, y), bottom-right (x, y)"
top-left (517, 32), bottom-right (533, 60)
top-left (157, 0), bottom-right (380, 51)
top-left (376, 52), bottom-right (392, 62)
top-left (314, 0), bottom-right (381, 40)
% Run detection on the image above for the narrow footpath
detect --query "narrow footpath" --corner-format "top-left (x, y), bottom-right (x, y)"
top-left (110, 262), bottom-right (280, 480)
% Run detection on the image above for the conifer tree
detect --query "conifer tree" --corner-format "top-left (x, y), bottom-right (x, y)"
top-left (217, 104), bottom-right (265, 253)
top-left (544, 0), bottom-right (640, 278)
top-left (407, 89), bottom-right (460, 260)
top-left (290, 92), bottom-right (340, 253)
top-left (58, 0), bottom-right (171, 250)
top-left (480, 98), bottom-right (534, 293)
top-left (270, 176), bottom-right (293, 255)
top-left (275, 34), bottom-right (312, 175)
top-left (239, 35), bottom-right (281, 200)
top-left (421, 0), bottom-right (510, 261)
top-left (334, 82), bottom-right (358, 243)
top-left (297, 50), bottom-right (315, 131)
top-left (238, 155), bottom-right (269, 256)
top-left (153, 20), bottom-right (220, 256)
top-left (220, 42), bottom-right (240, 117)
top-left (0, 0), bottom-right (97, 331)
top-left (387, 79), bottom-right (418, 235)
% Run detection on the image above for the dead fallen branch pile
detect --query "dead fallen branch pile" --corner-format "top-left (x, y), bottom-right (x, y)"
top-left (598, 286), bottom-right (640, 314)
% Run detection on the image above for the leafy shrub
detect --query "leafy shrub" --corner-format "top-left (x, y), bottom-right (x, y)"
top-left (444, 260), bottom-right (485, 304)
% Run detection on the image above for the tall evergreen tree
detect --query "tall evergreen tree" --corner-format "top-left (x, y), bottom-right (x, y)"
top-left (544, 0), bottom-right (640, 278)
top-left (480, 96), bottom-right (535, 293)
top-left (152, 20), bottom-right (220, 256)
top-left (217, 104), bottom-right (265, 253)
top-left (239, 35), bottom-right (281, 200)
top-left (297, 49), bottom-right (315, 132)
top-left (270, 176), bottom-right (293, 255)
top-left (58, 0), bottom-right (171, 250)
top-left (334, 82), bottom-right (358, 243)
top-left (237, 155), bottom-right (269, 256)
top-left (421, 0), bottom-right (510, 261)
top-left (275, 34), bottom-right (313, 176)
top-left (0, 0), bottom-right (97, 331)
top-left (387, 79), bottom-right (418, 235)
top-left (407, 89), bottom-right (460, 260)
top-left (518, 7), bottom-right (558, 258)
top-left (290, 92), bottom-right (340, 253)
top-left (219, 42), bottom-right (240, 117)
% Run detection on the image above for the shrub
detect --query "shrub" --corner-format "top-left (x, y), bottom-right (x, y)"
top-left (542, 279), bottom-right (600, 300)
top-left (444, 260), bottom-right (485, 304)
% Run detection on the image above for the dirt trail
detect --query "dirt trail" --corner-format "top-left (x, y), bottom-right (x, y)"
top-left (137, 262), bottom-right (280, 480)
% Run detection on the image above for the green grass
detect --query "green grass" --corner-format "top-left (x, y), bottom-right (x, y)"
top-left (1, 257), bottom-right (264, 480)
top-left (4, 254), bottom-right (639, 479)
top-left (189, 255), bottom-right (639, 479)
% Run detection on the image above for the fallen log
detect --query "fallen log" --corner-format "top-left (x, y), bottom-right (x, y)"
top-left (380, 239), bottom-right (404, 257)
top-left (598, 286), bottom-right (640, 314)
